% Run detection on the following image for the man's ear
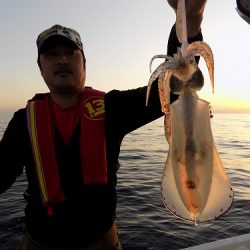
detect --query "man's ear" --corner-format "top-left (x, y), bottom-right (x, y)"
top-left (37, 58), bottom-right (42, 72)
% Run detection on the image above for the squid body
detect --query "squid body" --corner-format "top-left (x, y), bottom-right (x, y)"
top-left (146, 0), bottom-right (233, 225)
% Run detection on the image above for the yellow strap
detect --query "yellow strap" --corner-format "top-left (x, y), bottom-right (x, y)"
top-left (28, 101), bottom-right (48, 205)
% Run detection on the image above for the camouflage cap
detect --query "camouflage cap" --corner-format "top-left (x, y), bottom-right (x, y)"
top-left (36, 24), bottom-right (83, 53)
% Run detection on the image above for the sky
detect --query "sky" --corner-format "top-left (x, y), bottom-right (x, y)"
top-left (0, 0), bottom-right (250, 113)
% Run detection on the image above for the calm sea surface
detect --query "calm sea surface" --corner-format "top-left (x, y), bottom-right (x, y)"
top-left (0, 112), bottom-right (249, 249)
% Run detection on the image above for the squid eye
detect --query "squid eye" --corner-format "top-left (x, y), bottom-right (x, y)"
top-left (170, 75), bottom-right (183, 94)
top-left (189, 69), bottom-right (204, 90)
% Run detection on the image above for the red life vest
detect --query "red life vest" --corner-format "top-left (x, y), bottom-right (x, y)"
top-left (26, 87), bottom-right (107, 210)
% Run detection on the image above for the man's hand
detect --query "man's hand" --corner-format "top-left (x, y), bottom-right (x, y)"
top-left (167, 0), bottom-right (207, 38)
top-left (167, 0), bottom-right (206, 15)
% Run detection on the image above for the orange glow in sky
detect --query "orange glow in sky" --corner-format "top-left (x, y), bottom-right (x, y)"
top-left (0, 1), bottom-right (250, 114)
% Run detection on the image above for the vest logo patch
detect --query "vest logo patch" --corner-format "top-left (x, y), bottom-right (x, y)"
top-left (84, 96), bottom-right (105, 120)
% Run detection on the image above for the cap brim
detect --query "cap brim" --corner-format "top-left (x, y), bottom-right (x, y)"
top-left (38, 35), bottom-right (81, 54)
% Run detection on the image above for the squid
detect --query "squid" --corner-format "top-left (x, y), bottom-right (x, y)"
top-left (146, 0), bottom-right (233, 225)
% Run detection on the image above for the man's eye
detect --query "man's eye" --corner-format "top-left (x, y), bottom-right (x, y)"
top-left (44, 51), bottom-right (57, 57)
top-left (67, 50), bottom-right (77, 56)
top-left (170, 74), bottom-right (183, 93)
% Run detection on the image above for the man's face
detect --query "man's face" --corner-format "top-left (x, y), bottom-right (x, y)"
top-left (39, 39), bottom-right (86, 96)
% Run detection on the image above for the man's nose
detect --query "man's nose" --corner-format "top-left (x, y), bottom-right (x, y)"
top-left (57, 53), bottom-right (69, 64)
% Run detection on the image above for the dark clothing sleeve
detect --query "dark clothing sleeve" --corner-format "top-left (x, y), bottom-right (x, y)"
top-left (0, 110), bottom-right (27, 193)
top-left (105, 80), bottom-right (162, 137)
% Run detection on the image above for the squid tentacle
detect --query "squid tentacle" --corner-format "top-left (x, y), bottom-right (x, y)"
top-left (146, 58), bottom-right (175, 106)
top-left (187, 41), bottom-right (214, 92)
top-left (158, 71), bottom-right (171, 113)
top-left (149, 55), bottom-right (174, 72)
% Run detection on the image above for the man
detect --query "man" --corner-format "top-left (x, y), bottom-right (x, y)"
top-left (0, 1), bottom-right (206, 249)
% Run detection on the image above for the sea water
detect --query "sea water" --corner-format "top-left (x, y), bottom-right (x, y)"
top-left (0, 112), bottom-right (249, 249)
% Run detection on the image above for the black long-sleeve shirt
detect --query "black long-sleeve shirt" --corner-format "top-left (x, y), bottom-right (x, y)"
top-left (0, 24), bottom-right (202, 248)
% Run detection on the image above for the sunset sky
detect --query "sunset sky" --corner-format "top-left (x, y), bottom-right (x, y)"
top-left (0, 0), bottom-right (250, 113)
